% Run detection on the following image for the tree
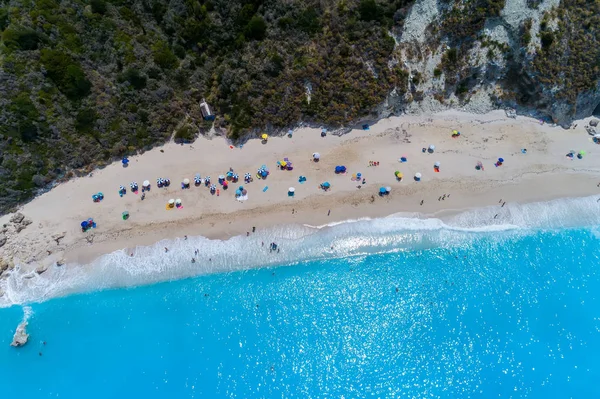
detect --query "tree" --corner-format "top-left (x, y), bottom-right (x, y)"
top-left (90, 0), bottom-right (107, 15)
top-left (152, 41), bottom-right (179, 69)
top-left (2, 26), bottom-right (41, 50)
top-left (119, 68), bottom-right (147, 90)
top-left (358, 0), bottom-right (381, 22)
top-left (245, 16), bottom-right (267, 40)
top-left (40, 49), bottom-right (91, 100)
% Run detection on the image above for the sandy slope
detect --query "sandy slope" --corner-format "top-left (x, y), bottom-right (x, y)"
top-left (1, 110), bottom-right (599, 276)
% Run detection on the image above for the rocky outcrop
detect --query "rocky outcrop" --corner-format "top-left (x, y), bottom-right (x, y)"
top-left (0, 233), bottom-right (6, 248)
top-left (11, 322), bottom-right (29, 347)
top-left (10, 213), bottom-right (25, 224)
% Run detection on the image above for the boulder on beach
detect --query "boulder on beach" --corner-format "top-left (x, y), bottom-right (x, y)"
top-left (11, 322), bottom-right (29, 347)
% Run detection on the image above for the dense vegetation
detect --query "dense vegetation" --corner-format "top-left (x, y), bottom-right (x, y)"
top-left (0, 0), bottom-right (413, 213)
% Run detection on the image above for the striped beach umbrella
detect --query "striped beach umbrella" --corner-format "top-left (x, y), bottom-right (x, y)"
top-left (244, 173), bottom-right (251, 180)
top-left (210, 184), bottom-right (216, 191)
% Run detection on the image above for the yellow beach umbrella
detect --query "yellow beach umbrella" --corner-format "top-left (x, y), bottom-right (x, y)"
top-left (395, 171), bottom-right (403, 179)
top-left (261, 133), bottom-right (268, 140)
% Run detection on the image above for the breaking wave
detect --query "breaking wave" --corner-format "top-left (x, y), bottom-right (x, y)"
top-left (1, 195), bottom-right (599, 307)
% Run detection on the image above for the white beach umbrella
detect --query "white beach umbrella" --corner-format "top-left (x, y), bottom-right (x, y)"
top-left (183, 178), bottom-right (190, 185)
top-left (288, 187), bottom-right (295, 192)
top-left (385, 186), bottom-right (391, 192)
top-left (313, 152), bottom-right (320, 159)
top-left (434, 161), bottom-right (440, 167)
top-left (143, 180), bottom-right (150, 187)
top-left (429, 144), bottom-right (435, 151)
top-left (168, 199), bottom-right (175, 205)
top-left (175, 198), bottom-right (182, 205)
top-left (415, 172), bottom-right (422, 179)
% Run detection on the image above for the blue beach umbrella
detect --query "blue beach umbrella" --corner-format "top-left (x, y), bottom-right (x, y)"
top-left (498, 158), bottom-right (504, 163)
top-left (236, 189), bottom-right (242, 196)
top-left (322, 181), bottom-right (331, 188)
top-left (379, 187), bottom-right (386, 194)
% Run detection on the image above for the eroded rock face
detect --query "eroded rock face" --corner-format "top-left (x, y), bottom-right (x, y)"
top-left (11, 322), bottom-right (29, 347)
top-left (0, 234), bottom-right (6, 248)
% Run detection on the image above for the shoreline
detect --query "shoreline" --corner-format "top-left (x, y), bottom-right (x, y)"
top-left (1, 109), bottom-right (600, 281)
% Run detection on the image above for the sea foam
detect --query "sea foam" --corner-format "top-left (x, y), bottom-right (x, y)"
top-left (1, 195), bottom-right (599, 307)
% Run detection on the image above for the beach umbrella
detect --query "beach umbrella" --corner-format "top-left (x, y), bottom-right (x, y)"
top-left (434, 161), bottom-right (440, 167)
top-left (379, 187), bottom-right (386, 194)
top-left (121, 158), bottom-right (129, 165)
top-left (143, 180), bottom-right (150, 187)
top-left (175, 198), bottom-right (182, 205)
top-left (119, 185), bottom-right (125, 191)
top-left (579, 150), bottom-right (586, 156)
top-left (395, 171), bottom-right (403, 179)
top-left (429, 144), bottom-right (435, 151)
top-left (218, 175), bottom-right (225, 180)
top-left (242, 189), bottom-right (247, 195)
top-left (236, 189), bottom-right (242, 196)
top-left (122, 211), bottom-right (129, 220)
top-left (288, 129), bottom-right (293, 136)
top-left (205, 176), bottom-right (210, 182)
top-left (261, 165), bottom-right (269, 172)
top-left (233, 173), bottom-right (239, 179)
top-left (415, 172), bottom-right (422, 180)
top-left (261, 133), bottom-right (268, 140)
top-left (498, 158), bottom-right (504, 163)
top-left (238, 186), bottom-right (244, 191)
top-left (322, 181), bottom-right (331, 188)
top-left (385, 186), bottom-right (391, 193)
top-left (183, 178), bottom-right (190, 185)
top-left (168, 199), bottom-right (175, 206)
top-left (210, 184), bottom-right (216, 191)
top-left (313, 152), bottom-right (320, 160)
top-left (288, 187), bottom-right (295, 193)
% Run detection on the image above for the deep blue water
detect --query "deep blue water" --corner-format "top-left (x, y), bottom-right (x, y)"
top-left (1, 228), bottom-right (600, 398)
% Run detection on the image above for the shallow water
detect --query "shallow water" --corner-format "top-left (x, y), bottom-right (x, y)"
top-left (1, 226), bottom-right (600, 398)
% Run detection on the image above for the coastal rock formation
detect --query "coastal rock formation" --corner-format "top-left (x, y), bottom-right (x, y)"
top-left (10, 213), bottom-right (25, 224)
top-left (0, 233), bottom-right (6, 248)
top-left (11, 322), bottom-right (29, 347)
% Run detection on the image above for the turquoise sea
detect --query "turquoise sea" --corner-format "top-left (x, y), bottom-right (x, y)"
top-left (1, 197), bottom-right (600, 398)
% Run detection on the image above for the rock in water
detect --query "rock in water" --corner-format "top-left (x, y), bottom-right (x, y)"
top-left (11, 322), bottom-right (29, 347)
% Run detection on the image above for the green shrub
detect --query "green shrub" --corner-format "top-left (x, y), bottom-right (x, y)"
top-left (297, 8), bottom-right (321, 35)
top-left (433, 68), bottom-right (442, 78)
top-left (152, 41), bottom-right (179, 69)
top-left (90, 0), bottom-right (107, 15)
top-left (0, 8), bottom-right (9, 31)
top-left (245, 16), bottom-right (267, 40)
top-left (2, 25), bottom-right (41, 50)
top-left (75, 108), bottom-right (97, 133)
top-left (40, 49), bottom-right (92, 100)
top-left (174, 124), bottom-right (195, 142)
top-left (540, 31), bottom-right (554, 49)
top-left (358, 0), bottom-right (381, 22)
top-left (119, 68), bottom-right (147, 89)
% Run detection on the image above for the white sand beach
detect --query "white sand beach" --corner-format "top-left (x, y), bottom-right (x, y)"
top-left (1, 110), bottom-right (600, 276)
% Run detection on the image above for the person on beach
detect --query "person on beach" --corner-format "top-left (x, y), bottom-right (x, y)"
top-left (184, 235), bottom-right (188, 240)
top-left (191, 258), bottom-right (196, 263)
top-left (420, 200), bottom-right (424, 206)
top-left (328, 210), bottom-right (331, 216)
top-left (252, 226), bottom-right (256, 233)
top-left (164, 247), bottom-right (169, 252)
